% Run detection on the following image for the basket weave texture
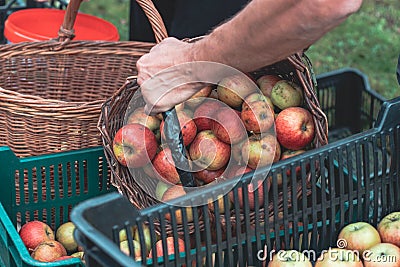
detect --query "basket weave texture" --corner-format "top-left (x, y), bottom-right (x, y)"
top-left (98, 0), bottom-right (329, 235)
top-left (0, 0), bottom-right (154, 157)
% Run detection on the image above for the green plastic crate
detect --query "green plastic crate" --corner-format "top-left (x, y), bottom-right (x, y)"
top-left (0, 146), bottom-right (116, 267)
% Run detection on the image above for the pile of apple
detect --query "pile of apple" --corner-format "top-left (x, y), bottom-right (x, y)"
top-left (113, 72), bottom-right (317, 213)
top-left (18, 220), bottom-right (85, 263)
top-left (268, 211), bottom-right (400, 267)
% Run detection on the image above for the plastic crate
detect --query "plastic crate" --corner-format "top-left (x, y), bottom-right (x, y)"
top-left (0, 146), bottom-right (116, 267)
top-left (70, 69), bottom-right (398, 266)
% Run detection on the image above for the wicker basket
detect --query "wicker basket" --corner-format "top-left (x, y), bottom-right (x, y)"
top-left (98, 0), bottom-right (329, 235)
top-left (0, 0), bottom-right (155, 157)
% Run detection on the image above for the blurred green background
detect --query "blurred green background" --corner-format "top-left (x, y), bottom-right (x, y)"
top-left (80, 0), bottom-right (399, 100)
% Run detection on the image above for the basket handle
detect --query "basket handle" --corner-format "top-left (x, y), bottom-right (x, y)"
top-left (57, 0), bottom-right (84, 42)
top-left (134, 0), bottom-right (168, 43)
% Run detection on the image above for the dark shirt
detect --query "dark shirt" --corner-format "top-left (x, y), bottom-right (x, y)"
top-left (130, 0), bottom-right (249, 42)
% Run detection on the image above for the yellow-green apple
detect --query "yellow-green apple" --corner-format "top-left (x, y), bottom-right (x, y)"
top-left (113, 123), bottom-right (158, 168)
top-left (160, 110), bottom-right (197, 146)
top-left (211, 107), bottom-right (247, 144)
top-left (377, 211), bottom-right (400, 247)
top-left (126, 107), bottom-right (161, 133)
top-left (315, 248), bottom-right (363, 267)
top-left (242, 92), bottom-right (274, 110)
top-left (193, 99), bottom-right (223, 131)
top-left (216, 74), bottom-right (257, 108)
top-left (152, 147), bottom-right (181, 184)
top-left (241, 100), bottom-right (275, 133)
top-left (161, 185), bottom-right (194, 224)
top-left (31, 240), bottom-right (67, 262)
top-left (275, 107), bottom-right (315, 150)
top-left (338, 222), bottom-right (381, 254)
top-left (120, 239), bottom-right (142, 260)
top-left (56, 222), bottom-right (78, 254)
top-left (133, 224), bottom-right (153, 255)
top-left (148, 236), bottom-right (185, 259)
top-left (363, 243), bottom-right (400, 267)
top-left (18, 220), bottom-right (55, 252)
top-left (194, 167), bottom-right (225, 184)
top-left (118, 226), bottom-right (135, 242)
top-left (189, 130), bottom-right (231, 171)
top-left (271, 80), bottom-right (303, 110)
top-left (185, 85), bottom-right (213, 109)
top-left (256, 74), bottom-right (282, 97)
top-left (70, 251), bottom-right (85, 260)
top-left (268, 249), bottom-right (312, 267)
top-left (241, 134), bottom-right (281, 169)
top-left (155, 181), bottom-right (171, 201)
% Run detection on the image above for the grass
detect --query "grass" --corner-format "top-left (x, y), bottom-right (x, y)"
top-left (79, 0), bottom-right (400, 100)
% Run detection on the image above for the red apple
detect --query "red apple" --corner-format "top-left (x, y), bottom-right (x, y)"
top-left (268, 250), bottom-right (312, 267)
top-left (280, 149), bottom-right (308, 177)
top-left (189, 130), bottom-right (231, 171)
top-left (211, 107), bottom-right (247, 144)
top-left (275, 107), bottom-right (315, 150)
top-left (18, 220), bottom-right (55, 252)
top-left (31, 240), bottom-right (67, 262)
top-left (229, 174), bottom-right (270, 210)
top-left (242, 92), bottom-right (274, 110)
top-left (160, 110), bottom-right (197, 146)
top-left (231, 139), bottom-right (246, 164)
top-left (53, 255), bottom-right (75, 261)
top-left (271, 80), bottom-right (303, 110)
top-left (193, 99), bottom-right (223, 131)
top-left (315, 248), bottom-right (363, 267)
top-left (148, 236), bottom-right (185, 259)
top-left (152, 147), bottom-right (181, 184)
top-left (256, 74), bottom-right (282, 97)
top-left (126, 107), bottom-right (161, 133)
top-left (217, 74), bottom-right (258, 108)
top-left (194, 167), bottom-right (225, 184)
top-left (377, 211), bottom-right (400, 247)
top-left (161, 185), bottom-right (194, 224)
top-left (185, 85), bottom-right (213, 109)
top-left (363, 243), bottom-right (400, 267)
top-left (227, 165), bottom-right (253, 179)
top-left (113, 123), bottom-right (158, 168)
top-left (241, 100), bottom-right (275, 133)
top-left (241, 134), bottom-right (281, 169)
top-left (337, 222), bottom-right (381, 254)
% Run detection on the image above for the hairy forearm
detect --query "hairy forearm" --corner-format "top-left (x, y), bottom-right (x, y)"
top-left (192, 0), bottom-right (363, 72)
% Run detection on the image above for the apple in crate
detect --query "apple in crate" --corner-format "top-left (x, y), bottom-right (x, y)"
top-left (31, 240), bottom-right (67, 262)
top-left (161, 185), bottom-right (194, 224)
top-left (120, 239), bottom-right (142, 260)
top-left (56, 221), bottom-right (78, 254)
top-left (363, 243), bottom-right (400, 267)
top-left (113, 123), bottom-right (158, 168)
top-left (268, 249), bottom-right (312, 267)
top-left (315, 248), bottom-right (363, 267)
top-left (211, 107), bottom-right (247, 144)
top-left (19, 220), bottom-right (55, 252)
top-left (337, 221), bottom-right (381, 254)
top-left (53, 255), bottom-right (75, 262)
top-left (377, 211), bottom-right (400, 247)
top-left (275, 107), bottom-right (315, 150)
top-left (256, 74), bottom-right (282, 97)
top-left (148, 236), bottom-right (185, 259)
top-left (241, 100), bottom-right (275, 133)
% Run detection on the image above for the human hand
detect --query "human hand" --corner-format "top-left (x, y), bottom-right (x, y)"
top-left (136, 37), bottom-right (206, 115)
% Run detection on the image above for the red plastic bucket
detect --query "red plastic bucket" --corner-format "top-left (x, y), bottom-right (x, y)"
top-left (4, 8), bottom-right (120, 43)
